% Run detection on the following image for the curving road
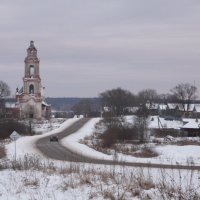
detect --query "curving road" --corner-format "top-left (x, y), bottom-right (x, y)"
top-left (36, 118), bottom-right (200, 170)
top-left (36, 118), bottom-right (93, 162)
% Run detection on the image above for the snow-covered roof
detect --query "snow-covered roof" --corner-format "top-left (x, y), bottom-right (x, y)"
top-left (194, 104), bottom-right (200, 113)
top-left (149, 116), bottom-right (183, 129)
top-left (42, 101), bottom-right (50, 107)
top-left (167, 103), bottom-right (178, 110)
top-left (182, 118), bottom-right (200, 129)
top-left (166, 103), bottom-right (196, 112)
top-left (187, 104), bottom-right (195, 112)
top-left (103, 106), bottom-right (110, 112)
top-left (5, 102), bottom-right (16, 108)
top-left (159, 104), bottom-right (167, 110)
top-left (146, 103), bottom-right (158, 110)
top-left (151, 104), bottom-right (159, 109)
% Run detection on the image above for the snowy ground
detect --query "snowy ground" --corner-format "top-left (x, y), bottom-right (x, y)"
top-left (6, 118), bottom-right (80, 160)
top-left (61, 117), bottom-right (200, 166)
top-left (26, 118), bottom-right (67, 134)
top-left (1, 116), bottom-right (200, 199)
top-left (0, 158), bottom-right (199, 200)
top-left (5, 116), bottom-right (200, 165)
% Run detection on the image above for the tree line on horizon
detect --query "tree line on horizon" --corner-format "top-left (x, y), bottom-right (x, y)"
top-left (72, 82), bottom-right (197, 117)
top-left (0, 80), bottom-right (198, 118)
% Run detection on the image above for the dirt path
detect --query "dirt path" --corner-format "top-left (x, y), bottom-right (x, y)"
top-left (36, 118), bottom-right (200, 170)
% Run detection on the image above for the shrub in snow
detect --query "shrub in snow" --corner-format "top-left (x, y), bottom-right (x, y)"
top-left (0, 145), bottom-right (6, 159)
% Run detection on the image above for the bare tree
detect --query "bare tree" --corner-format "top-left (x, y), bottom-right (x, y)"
top-left (134, 89), bottom-right (157, 142)
top-left (72, 99), bottom-right (100, 117)
top-left (134, 114), bottom-right (149, 142)
top-left (72, 99), bottom-right (92, 117)
top-left (0, 81), bottom-right (10, 118)
top-left (137, 89), bottom-right (158, 109)
top-left (135, 101), bottom-right (150, 142)
top-left (157, 93), bottom-right (174, 104)
top-left (0, 81), bottom-right (10, 98)
top-left (170, 83), bottom-right (197, 112)
top-left (100, 88), bottom-right (135, 116)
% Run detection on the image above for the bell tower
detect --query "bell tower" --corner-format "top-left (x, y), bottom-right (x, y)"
top-left (16, 41), bottom-right (51, 119)
top-left (23, 41), bottom-right (41, 97)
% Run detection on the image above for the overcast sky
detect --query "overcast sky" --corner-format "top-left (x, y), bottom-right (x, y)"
top-left (0, 0), bottom-right (200, 97)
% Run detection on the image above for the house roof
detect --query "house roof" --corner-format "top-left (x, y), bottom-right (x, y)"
top-left (148, 116), bottom-right (183, 129)
top-left (158, 104), bottom-right (167, 110)
top-left (167, 103), bottom-right (178, 110)
top-left (194, 104), bottom-right (200, 113)
top-left (42, 101), bottom-right (50, 107)
top-left (182, 119), bottom-right (200, 129)
top-left (5, 102), bottom-right (16, 108)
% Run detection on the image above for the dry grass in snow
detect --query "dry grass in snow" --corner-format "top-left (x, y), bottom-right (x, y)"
top-left (0, 155), bottom-right (199, 200)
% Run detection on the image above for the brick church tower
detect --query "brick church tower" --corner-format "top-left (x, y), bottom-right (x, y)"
top-left (16, 41), bottom-right (51, 119)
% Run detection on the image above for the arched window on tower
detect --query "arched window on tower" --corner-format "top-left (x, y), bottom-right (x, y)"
top-left (29, 84), bottom-right (34, 94)
top-left (29, 65), bottom-right (35, 77)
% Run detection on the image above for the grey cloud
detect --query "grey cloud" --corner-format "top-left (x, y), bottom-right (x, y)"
top-left (0, 0), bottom-right (200, 97)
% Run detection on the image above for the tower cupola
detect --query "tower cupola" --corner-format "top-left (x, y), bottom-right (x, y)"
top-left (25, 41), bottom-right (39, 63)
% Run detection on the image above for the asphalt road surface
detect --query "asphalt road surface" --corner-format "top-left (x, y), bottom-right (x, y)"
top-left (36, 118), bottom-right (200, 170)
top-left (36, 118), bottom-right (92, 162)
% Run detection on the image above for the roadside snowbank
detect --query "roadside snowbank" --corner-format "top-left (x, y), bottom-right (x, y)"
top-left (61, 118), bottom-right (114, 161)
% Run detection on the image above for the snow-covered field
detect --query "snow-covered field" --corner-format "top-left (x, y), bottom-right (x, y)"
top-left (31, 118), bottom-right (66, 134)
top-left (1, 116), bottom-right (200, 199)
top-left (1, 158), bottom-right (199, 200)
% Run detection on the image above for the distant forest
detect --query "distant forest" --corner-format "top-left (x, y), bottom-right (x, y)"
top-left (5, 97), bottom-right (101, 111)
top-left (46, 97), bottom-right (101, 111)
